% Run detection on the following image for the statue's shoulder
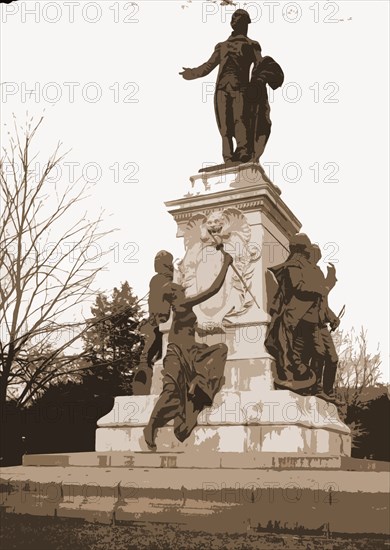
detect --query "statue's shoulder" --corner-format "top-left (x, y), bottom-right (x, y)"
top-left (149, 273), bottom-right (171, 291)
top-left (247, 36), bottom-right (261, 48)
top-left (216, 38), bottom-right (227, 48)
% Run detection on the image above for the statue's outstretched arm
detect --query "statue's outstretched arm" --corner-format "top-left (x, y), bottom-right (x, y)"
top-left (184, 253), bottom-right (232, 308)
top-left (180, 44), bottom-right (220, 80)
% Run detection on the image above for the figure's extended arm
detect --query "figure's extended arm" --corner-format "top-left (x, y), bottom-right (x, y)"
top-left (180, 44), bottom-right (220, 80)
top-left (252, 54), bottom-right (284, 90)
top-left (184, 253), bottom-right (232, 308)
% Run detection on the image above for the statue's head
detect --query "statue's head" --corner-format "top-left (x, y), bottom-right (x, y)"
top-left (289, 233), bottom-right (312, 258)
top-left (205, 212), bottom-right (225, 235)
top-left (309, 244), bottom-right (322, 265)
top-left (154, 250), bottom-right (174, 275)
top-left (231, 9), bottom-right (251, 32)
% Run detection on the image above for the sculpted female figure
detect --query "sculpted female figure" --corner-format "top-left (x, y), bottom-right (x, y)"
top-left (143, 248), bottom-right (233, 451)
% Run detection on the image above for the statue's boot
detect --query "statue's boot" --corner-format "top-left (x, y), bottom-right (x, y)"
top-left (274, 364), bottom-right (316, 391)
top-left (316, 363), bottom-right (342, 405)
top-left (323, 363), bottom-right (337, 394)
top-left (143, 423), bottom-right (157, 452)
top-left (310, 358), bottom-right (325, 395)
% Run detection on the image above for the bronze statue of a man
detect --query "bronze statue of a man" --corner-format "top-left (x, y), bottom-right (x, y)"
top-left (265, 234), bottom-right (337, 391)
top-left (308, 245), bottom-right (342, 404)
top-left (180, 9), bottom-right (284, 165)
top-left (132, 251), bottom-right (174, 395)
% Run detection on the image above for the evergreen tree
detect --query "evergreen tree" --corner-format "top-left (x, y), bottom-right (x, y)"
top-left (82, 282), bottom-right (144, 395)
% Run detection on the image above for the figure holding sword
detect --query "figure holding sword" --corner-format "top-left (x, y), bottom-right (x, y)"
top-left (310, 299), bottom-right (345, 404)
top-left (307, 245), bottom-right (345, 404)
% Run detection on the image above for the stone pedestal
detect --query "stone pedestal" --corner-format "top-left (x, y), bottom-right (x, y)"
top-left (96, 163), bottom-right (350, 460)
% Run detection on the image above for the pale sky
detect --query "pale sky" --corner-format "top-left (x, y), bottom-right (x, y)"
top-left (1, 1), bottom-right (389, 381)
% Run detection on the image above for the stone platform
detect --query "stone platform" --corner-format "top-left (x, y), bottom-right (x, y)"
top-left (96, 390), bottom-right (350, 458)
top-left (1, 460), bottom-right (389, 534)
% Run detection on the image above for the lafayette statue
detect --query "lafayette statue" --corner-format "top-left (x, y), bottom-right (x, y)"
top-left (180, 9), bottom-right (284, 165)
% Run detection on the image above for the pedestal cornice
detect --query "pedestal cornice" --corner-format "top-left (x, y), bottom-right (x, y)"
top-left (165, 163), bottom-right (301, 239)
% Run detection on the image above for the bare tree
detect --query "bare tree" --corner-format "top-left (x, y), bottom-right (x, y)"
top-left (335, 327), bottom-right (382, 406)
top-left (0, 117), bottom-right (113, 408)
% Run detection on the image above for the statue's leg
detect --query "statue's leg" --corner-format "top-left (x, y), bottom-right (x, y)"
top-left (320, 329), bottom-right (340, 400)
top-left (144, 355), bottom-right (183, 450)
top-left (147, 326), bottom-right (163, 364)
top-left (232, 90), bottom-right (251, 163)
top-left (174, 343), bottom-right (228, 443)
top-left (253, 134), bottom-right (269, 163)
top-left (138, 320), bottom-right (157, 366)
top-left (132, 320), bottom-right (158, 395)
top-left (290, 321), bottom-right (316, 384)
top-left (310, 355), bottom-right (325, 394)
top-left (253, 100), bottom-right (271, 162)
top-left (214, 90), bottom-right (234, 162)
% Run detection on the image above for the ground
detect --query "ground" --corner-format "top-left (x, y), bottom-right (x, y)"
top-left (0, 515), bottom-right (389, 550)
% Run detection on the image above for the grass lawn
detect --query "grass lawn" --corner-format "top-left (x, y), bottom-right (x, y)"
top-left (0, 515), bottom-right (389, 550)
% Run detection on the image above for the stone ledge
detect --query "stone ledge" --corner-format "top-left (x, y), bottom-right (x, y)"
top-left (97, 390), bottom-right (350, 436)
top-left (95, 425), bottom-right (351, 456)
top-left (22, 451), bottom-right (342, 470)
top-left (1, 465), bottom-right (388, 534)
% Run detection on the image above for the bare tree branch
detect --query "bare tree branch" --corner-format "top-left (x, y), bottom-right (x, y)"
top-left (0, 117), bottom-right (116, 408)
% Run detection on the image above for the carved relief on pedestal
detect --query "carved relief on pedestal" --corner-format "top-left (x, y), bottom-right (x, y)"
top-left (177, 208), bottom-right (260, 328)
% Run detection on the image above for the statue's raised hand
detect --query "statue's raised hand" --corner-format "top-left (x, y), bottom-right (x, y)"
top-left (327, 262), bottom-right (337, 278)
top-left (179, 67), bottom-right (193, 80)
top-left (326, 262), bottom-right (337, 289)
top-left (222, 251), bottom-right (234, 266)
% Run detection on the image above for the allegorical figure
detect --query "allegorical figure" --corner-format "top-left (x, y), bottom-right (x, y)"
top-left (180, 9), bottom-right (284, 165)
top-left (265, 234), bottom-right (337, 391)
top-left (132, 251), bottom-right (174, 395)
top-left (308, 245), bottom-right (342, 404)
top-left (143, 248), bottom-right (233, 451)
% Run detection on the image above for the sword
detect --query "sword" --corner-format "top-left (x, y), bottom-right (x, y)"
top-left (338, 305), bottom-right (346, 319)
top-left (331, 305), bottom-right (346, 332)
top-left (208, 231), bottom-right (260, 309)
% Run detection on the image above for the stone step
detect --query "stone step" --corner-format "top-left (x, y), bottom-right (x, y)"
top-left (22, 451), bottom-right (342, 470)
top-left (1, 464), bottom-right (389, 534)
